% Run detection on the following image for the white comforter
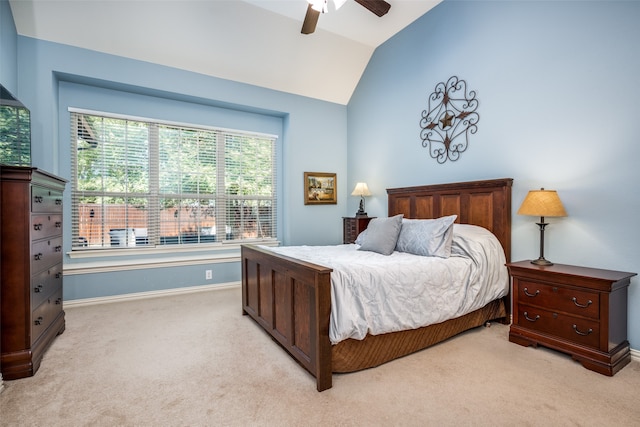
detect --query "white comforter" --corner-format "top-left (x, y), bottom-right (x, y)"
top-left (264, 224), bottom-right (508, 345)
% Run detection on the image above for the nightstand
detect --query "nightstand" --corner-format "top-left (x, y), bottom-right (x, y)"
top-left (343, 216), bottom-right (374, 244)
top-left (507, 261), bottom-right (636, 376)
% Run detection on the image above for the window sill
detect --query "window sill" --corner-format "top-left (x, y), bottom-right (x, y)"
top-left (64, 239), bottom-right (279, 275)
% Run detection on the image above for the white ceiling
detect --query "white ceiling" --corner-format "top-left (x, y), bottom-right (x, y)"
top-left (9, 0), bottom-right (441, 105)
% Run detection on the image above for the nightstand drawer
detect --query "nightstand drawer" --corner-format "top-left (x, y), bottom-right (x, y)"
top-left (516, 279), bottom-right (599, 319)
top-left (343, 217), bottom-right (374, 244)
top-left (516, 305), bottom-right (600, 349)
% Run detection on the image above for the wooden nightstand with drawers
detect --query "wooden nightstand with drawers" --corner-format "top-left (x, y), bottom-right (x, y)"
top-left (507, 261), bottom-right (636, 376)
top-left (342, 216), bottom-right (374, 244)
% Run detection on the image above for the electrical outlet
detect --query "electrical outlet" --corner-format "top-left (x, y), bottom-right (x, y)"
top-left (205, 269), bottom-right (212, 280)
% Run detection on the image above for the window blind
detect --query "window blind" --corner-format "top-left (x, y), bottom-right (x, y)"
top-left (70, 110), bottom-right (277, 250)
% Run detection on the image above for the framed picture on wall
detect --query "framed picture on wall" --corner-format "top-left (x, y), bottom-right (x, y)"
top-left (304, 172), bottom-right (337, 205)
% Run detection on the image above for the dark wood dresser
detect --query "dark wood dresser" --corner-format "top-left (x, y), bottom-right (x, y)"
top-left (507, 260), bottom-right (636, 376)
top-left (342, 216), bottom-right (374, 244)
top-left (1, 166), bottom-right (67, 380)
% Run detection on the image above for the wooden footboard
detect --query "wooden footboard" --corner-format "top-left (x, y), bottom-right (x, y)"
top-left (241, 244), bottom-right (334, 391)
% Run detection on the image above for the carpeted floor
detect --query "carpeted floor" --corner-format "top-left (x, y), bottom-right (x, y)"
top-left (1, 286), bottom-right (639, 426)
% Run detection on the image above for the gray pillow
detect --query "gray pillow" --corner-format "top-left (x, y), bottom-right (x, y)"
top-left (395, 215), bottom-right (457, 258)
top-left (357, 214), bottom-right (404, 255)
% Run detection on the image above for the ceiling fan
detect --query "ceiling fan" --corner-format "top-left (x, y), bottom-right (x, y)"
top-left (301, 0), bottom-right (391, 35)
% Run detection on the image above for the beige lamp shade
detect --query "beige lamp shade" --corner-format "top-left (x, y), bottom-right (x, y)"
top-left (517, 189), bottom-right (567, 217)
top-left (351, 182), bottom-right (372, 197)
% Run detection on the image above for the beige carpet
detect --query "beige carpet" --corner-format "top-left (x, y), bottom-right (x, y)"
top-left (1, 286), bottom-right (639, 426)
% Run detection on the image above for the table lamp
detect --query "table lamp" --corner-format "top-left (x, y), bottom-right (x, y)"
top-left (517, 188), bottom-right (567, 266)
top-left (351, 182), bottom-right (371, 217)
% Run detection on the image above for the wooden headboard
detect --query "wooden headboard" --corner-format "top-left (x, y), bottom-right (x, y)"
top-left (387, 178), bottom-right (513, 262)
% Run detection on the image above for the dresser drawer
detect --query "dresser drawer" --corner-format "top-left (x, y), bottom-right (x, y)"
top-left (31, 263), bottom-right (63, 310)
top-left (31, 288), bottom-right (63, 344)
top-left (515, 279), bottom-right (599, 319)
top-left (516, 304), bottom-right (600, 349)
top-left (32, 214), bottom-right (63, 240)
top-left (31, 236), bottom-right (63, 274)
top-left (31, 186), bottom-right (63, 213)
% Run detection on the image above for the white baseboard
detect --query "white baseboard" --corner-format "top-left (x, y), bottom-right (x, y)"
top-left (631, 347), bottom-right (640, 363)
top-left (64, 281), bottom-right (241, 308)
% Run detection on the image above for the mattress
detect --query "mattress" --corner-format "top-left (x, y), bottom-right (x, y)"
top-left (264, 224), bottom-right (508, 344)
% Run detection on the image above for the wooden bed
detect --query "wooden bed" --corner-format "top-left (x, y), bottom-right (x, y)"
top-left (241, 178), bottom-right (513, 391)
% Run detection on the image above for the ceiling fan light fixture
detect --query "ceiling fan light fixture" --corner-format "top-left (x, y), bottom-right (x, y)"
top-left (333, 0), bottom-right (348, 11)
top-left (308, 0), bottom-right (327, 13)
top-left (301, 0), bottom-right (391, 35)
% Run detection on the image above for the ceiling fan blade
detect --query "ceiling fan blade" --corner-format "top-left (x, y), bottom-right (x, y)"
top-left (354, 0), bottom-right (391, 17)
top-left (301, 4), bottom-right (321, 34)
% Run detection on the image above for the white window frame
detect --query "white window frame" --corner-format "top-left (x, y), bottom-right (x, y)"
top-left (69, 108), bottom-right (278, 254)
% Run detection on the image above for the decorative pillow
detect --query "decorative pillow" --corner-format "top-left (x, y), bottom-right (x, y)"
top-left (357, 214), bottom-right (404, 255)
top-left (395, 215), bottom-right (457, 258)
top-left (354, 229), bottom-right (368, 245)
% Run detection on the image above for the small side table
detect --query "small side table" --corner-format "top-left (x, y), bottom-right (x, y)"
top-left (507, 260), bottom-right (636, 376)
top-left (343, 216), bottom-right (374, 244)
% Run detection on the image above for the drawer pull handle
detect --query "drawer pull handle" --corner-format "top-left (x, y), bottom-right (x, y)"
top-left (55, 245), bottom-right (62, 252)
top-left (34, 253), bottom-right (43, 261)
top-left (572, 324), bottom-right (593, 336)
top-left (55, 198), bottom-right (62, 205)
top-left (34, 223), bottom-right (43, 230)
top-left (523, 288), bottom-right (540, 297)
top-left (34, 284), bottom-right (44, 293)
top-left (572, 297), bottom-right (592, 308)
top-left (55, 221), bottom-right (62, 228)
top-left (34, 316), bottom-right (44, 326)
top-left (34, 195), bottom-right (43, 203)
top-left (56, 298), bottom-right (62, 305)
top-left (523, 311), bottom-right (540, 322)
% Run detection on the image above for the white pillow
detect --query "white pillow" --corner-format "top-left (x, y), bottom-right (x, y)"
top-left (395, 215), bottom-right (457, 258)
top-left (357, 214), bottom-right (404, 255)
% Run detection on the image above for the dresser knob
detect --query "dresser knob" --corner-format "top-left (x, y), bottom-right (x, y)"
top-left (572, 324), bottom-right (593, 336)
top-left (34, 316), bottom-right (44, 326)
top-left (34, 253), bottom-right (43, 261)
top-left (523, 311), bottom-right (540, 322)
top-left (33, 223), bottom-right (43, 230)
top-left (572, 297), bottom-right (592, 308)
top-left (523, 287), bottom-right (540, 297)
top-left (34, 284), bottom-right (44, 293)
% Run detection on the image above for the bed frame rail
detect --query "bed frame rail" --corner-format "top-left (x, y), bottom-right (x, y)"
top-left (241, 244), bottom-right (334, 391)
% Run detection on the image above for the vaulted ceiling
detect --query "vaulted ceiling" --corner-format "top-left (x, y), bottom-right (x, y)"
top-left (9, 0), bottom-right (441, 105)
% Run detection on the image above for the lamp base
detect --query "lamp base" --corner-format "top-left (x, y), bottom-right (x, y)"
top-left (355, 210), bottom-right (368, 217)
top-left (531, 258), bottom-right (553, 266)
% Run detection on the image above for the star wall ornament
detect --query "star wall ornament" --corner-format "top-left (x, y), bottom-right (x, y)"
top-left (419, 76), bottom-right (479, 164)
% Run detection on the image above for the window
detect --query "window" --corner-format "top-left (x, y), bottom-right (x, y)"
top-left (70, 110), bottom-right (277, 250)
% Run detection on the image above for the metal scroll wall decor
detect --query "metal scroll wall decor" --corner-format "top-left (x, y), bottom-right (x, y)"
top-left (419, 76), bottom-right (479, 164)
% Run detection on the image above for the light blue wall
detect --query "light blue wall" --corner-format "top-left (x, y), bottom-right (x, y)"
top-left (0, 0), bottom-right (17, 92)
top-left (0, 0), bottom-right (348, 300)
top-left (349, 0), bottom-right (640, 349)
